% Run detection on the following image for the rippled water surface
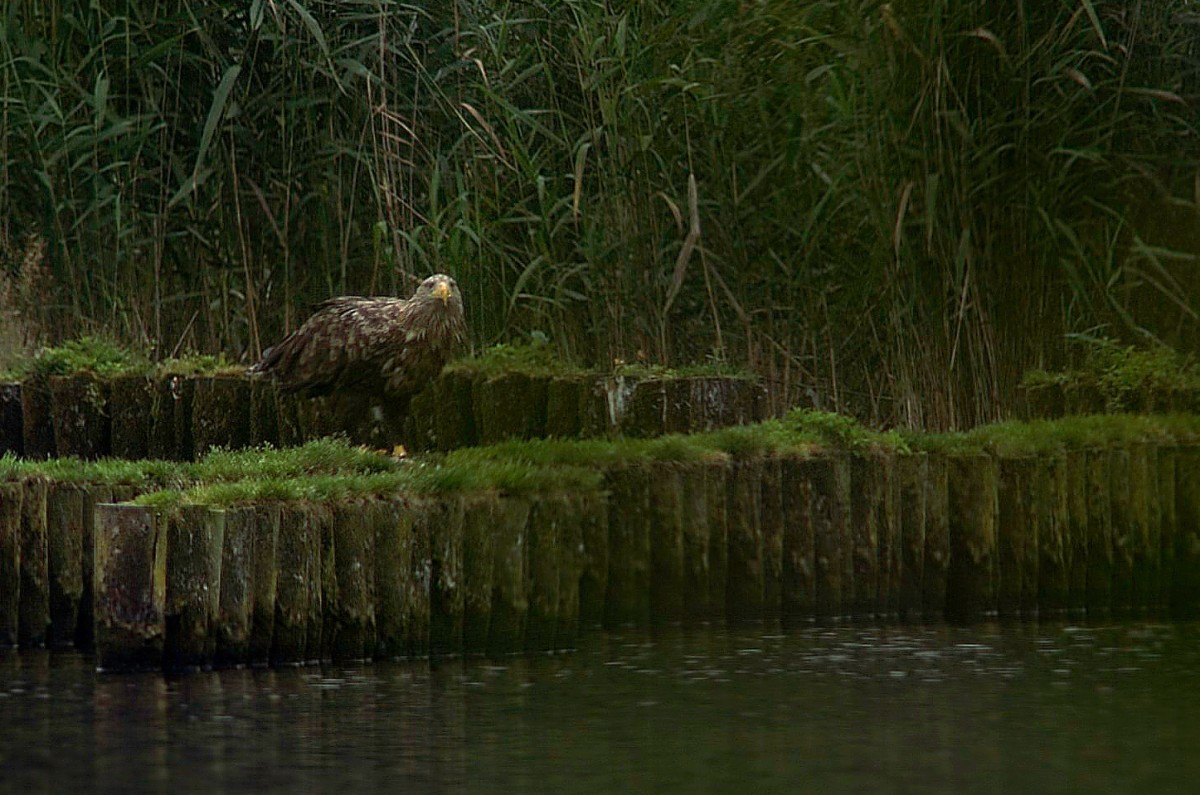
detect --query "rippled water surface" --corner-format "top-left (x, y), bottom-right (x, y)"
top-left (2, 622), bottom-right (1199, 794)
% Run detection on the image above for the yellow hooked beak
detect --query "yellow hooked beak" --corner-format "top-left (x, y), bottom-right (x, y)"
top-left (432, 280), bottom-right (451, 305)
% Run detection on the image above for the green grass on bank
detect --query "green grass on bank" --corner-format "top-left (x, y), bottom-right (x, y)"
top-left (7, 410), bottom-right (1200, 509)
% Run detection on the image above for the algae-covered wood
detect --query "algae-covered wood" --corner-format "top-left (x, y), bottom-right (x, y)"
top-left (1085, 449), bottom-right (1114, 617)
top-left (372, 499), bottom-right (416, 659)
top-left (603, 467), bottom-right (652, 628)
top-left (109, 376), bottom-right (152, 460)
top-left (94, 504), bottom-right (167, 671)
top-left (725, 458), bottom-right (765, 621)
top-left (215, 505), bottom-right (254, 666)
top-left (0, 482), bottom-right (22, 646)
top-left (461, 493), bottom-right (498, 653)
top-left (249, 503), bottom-right (280, 665)
top-left (1035, 455), bottom-right (1069, 617)
top-left (192, 376), bottom-right (252, 458)
top-left (488, 497), bottom-right (531, 655)
top-left (49, 375), bottom-right (110, 459)
top-left (19, 478), bottom-right (49, 646)
top-left (897, 453), bottom-right (927, 621)
top-left (329, 501), bottom-right (378, 662)
top-left (946, 454), bottom-right (998, 623)
top-left (997, 457), bottom-right (1038, 620)
top-left (163, 506), bottom-right (225, 669)
top-left (428, 497), bottom-right (465, 657)
top-left (648, 464), bottom-right (685, 626)
top-left (525, 495), bottom-right (563, 651)
top-left (46, 484), bottom-right (86, 647)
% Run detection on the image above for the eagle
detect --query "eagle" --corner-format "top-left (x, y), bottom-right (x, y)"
top-left (249, 273), bottom-right (467, 411)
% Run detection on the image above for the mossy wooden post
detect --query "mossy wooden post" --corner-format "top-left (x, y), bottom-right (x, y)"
top-left (274, 390), bottom-right (304, 449)
top-left (46, 484), bottom-right (85, 647)
top-left (404, 500), bottom-right (433, 658)
top-left (621, 379), bottom-right (665, 439)
top-left (525, 495), bottom-right (563, 652)
top-left (21, 375), bottom-right (54, 460)
top-left (372, 499), bottom-right (415, 659)
top-left (461, 493), bottom-right (498, 654)
top-left (648, 464), bottom-right (685, 627)
top-left (576, 491), bottom-right (610, 629)
top-left (725, 458), bottom-right (765, 621)
top-left (248, 503), bottom-right (280, 665)
top-left (0, 382), bottom-right (22, 456)
top-left (0, 482), bottom-right (22, 646)
top-left (94, 504), bottom-right (167, 671)
top-left (109, 375), bottom-right (152, 459)
top-left (436, 369), bottom-right (479, 450)
top-left (429, 497), bottom-right (466, 657)
top-left (680, 461), bottom-right (716, 623)
top-left (946, 454), bottom-right (998, 623)
top-left (848, 452), bottom-right (882, 619)
top-left (1036, 455), bottom-right (1069, 617)
top-left (248, 379), bottom-right (281, 448)
top-left (164, 506), bottom-right (225, 670)
top-left (604, 466), bottom-right (652, 627)
top-left (997, 457), bottom-right (1038, 620)
top-left (78, 483), bottom-right (113, 650)
top-left (488, 496), bottom-right (531, 655)
top-left (329, 501), bottom-right (377, 662)
top-left (311, 503), bottom-right (334, 662)
top-left (556, 493), bottom-right (584, 649)
top-left (545, 376), bottom-right (584, 439)
top-left (476, 372), bottom-right (548, 444)
top-left (192, 376), bottom-right (252, 458)
top-left (780, 454), bottom-right (817, 623)
top-left (150, 375), bottom-right (195, 461)
top-left (1064, 450), bottom-right (1088, 615)
top-left (760, 456), bottom-right (785, 618)
top-left (49, 374), bottom-right (111, 459)
top-left (271, 503), bottom-right (315, 666)
top-left (1128, 444), bottom-right (1161, 614)
top-left (923, 455), bottom-right (950, 621)
top-left (1108, 447), bottom-right (1134, 615)
top-left (810, 453), bottom-right (850, 622)
top-left (704, 460), bottom-right (730, 623)
top-left (1157, 447), bottom-right (1177, 614)
top-left (18, 477), bottom-right (49, 646)
top-left (1172, 447), bottom-right (1200, 618)
top-left (1085, 449), bottom-right (1114, 617)
top-left (214, 506), bottom-right (255, 667)
top-left (876, 452), bottom-right (901, 620)
top-left (897, 453), bottom-right (927, 621)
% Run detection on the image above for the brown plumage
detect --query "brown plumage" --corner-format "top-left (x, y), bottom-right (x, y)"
top-left (249, 273), bottom-right (467, 402)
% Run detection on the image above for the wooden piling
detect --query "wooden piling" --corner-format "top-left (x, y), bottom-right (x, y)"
top-left (648, 464), bottom-right (685, 626)
top-left (603, 467), bottom-right (652, 628)
top-left (429, 497), bottom-right (466, 657)
top-left (19, 477), bottom-right (49, 646)
top-left (475, 373), bottom-right (547, 444)
top-left (1035, 455), bottom-right (1069, 617)
top-left (946, 454), bottom-right (998, 623)
top-left (848, 453), bottom-right (883, 619)
top-left (780, 454), bottom-right (818, 623)
top-left (461, 493), bottom-right (498, 654)
top-left (1172, 447), bottom-right (1200, 618)
top-left (877, 452), bottom-right (901, 620)
top-left (680, 461), bottom-right (717, 624)
top-left (192, 376), bottom-right (252, 458)
top-left (923, 455), bottom-right (950, 621)
top-left (21, 375), bottom-right (54, 460)
top-left (248, 503), bottom-right (280, 665)
top-left (556, 493), bottom-right (584, 649)
top-left (725, 458), bottom-right (765, 621)
top-left (94, 504), bottom-right (167, 671)
top-left (1064, 450), bottom-right (1088, 615)
top-left (163, 505), bottom-right (225, 670)
top-left (1128, 444), bottom-right (1161, 614)
top-left (525, 494), bottom-right (563, 652)
top-left (810, 453), bottom-right (850, 622)
top-left (0, 481), bottom-right (21, 646)
top-left (404, 500), bottom-right (432, 658)
top-left (46, 484), bottom-right (86, 647)
top-left (544, 376), bottom-right (584, 439)
top-left (311, 503), bottom-right (334, 662)
top-left (372, 499), bottom-right (415, 659)
top-left (214, 506), bottom-right (255, 667)
top-left (1085, 449), bottom-right (1114, 617)
top-left (897, 453), bottom-right (927, 621)
top-left (1108, 447), bottom-right (1134, 614)
top-left (488, 496), bottom-right (531, 655)
top-left (329, 501), bottom-right (377, 662)
top-left (109, 375), bottom-right (152, 459)
top-left (1157, 447), bottom-right (1177, 614)
top-left (271, 503), bottom-right (316, 665)
top-left (760, 456), bottom-right (785, 618)
top-left (49, 375), bottom-right (110, 459)
top-left (576, 490), bottom-right (610, 629)
top-left (0, 382), bottom-right (22, 456)
top-left (997, 457), bottom-right (1038, 620)
top-left (248, 379), bottom-right (281, 448)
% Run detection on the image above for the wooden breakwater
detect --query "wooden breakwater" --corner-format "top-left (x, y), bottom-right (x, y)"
top-left (0, 369), bottom-right (765, 460)
top-left (2, 426), bottom-right (1200, 671)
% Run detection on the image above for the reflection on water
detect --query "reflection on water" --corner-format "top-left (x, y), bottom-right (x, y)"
top-left (3, 622), bottom-right (1200, 794)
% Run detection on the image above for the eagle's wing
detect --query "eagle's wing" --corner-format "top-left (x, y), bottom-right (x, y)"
top-left (250, 297), bottom-right (406, 396)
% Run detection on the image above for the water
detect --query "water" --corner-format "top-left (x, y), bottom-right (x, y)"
top-left (2, 622), bottom-right (1200, 794)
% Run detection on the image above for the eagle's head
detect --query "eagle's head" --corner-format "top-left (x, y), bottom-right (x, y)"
top-left (414, 273), bottom-right (463, 311)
